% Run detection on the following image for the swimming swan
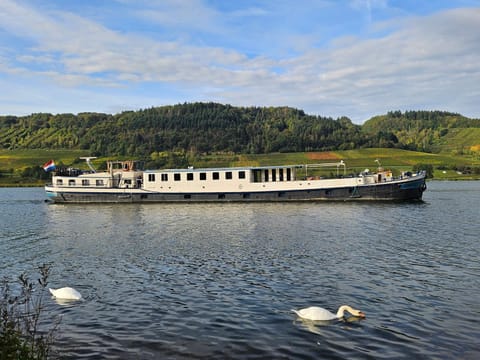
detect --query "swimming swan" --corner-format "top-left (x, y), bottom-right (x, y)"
top-left (292, 305), bottom-right (365, 321)
top-left (49, 287), bottom-right (82, 300)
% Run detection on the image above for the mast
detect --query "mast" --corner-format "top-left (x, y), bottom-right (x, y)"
top-left (80, 157), bottom-right (97, 173)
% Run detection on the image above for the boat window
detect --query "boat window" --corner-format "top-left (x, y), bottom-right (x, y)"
top-left (286, 168), bottom-right (291, 181)
top-left (82, 179), bottom-right (90, 186)
top-left (174, 173), bottom-right (181, 181)
top-left (218, 194), bottom-right (225, 199)
top-left (148, 174), bottom-right (156, 182)
top-left (184, 194), bottom-right (191, 199)
top-left (252, 170), bottom-right (262, 182)
top-left (243, 193), bottom-right (250, 198)
top-left (239, 171), bottom-right (245, 179)
top-left (264, 169), bottom-right (269, 182)
top-left (272, 169), bottom-right (276, 182)
top-left (56, 179), bottom-right (63, 185)
top-left (279, 169), bottom-right (284, 181)
top-left (225, 172), bottom-right (232, 180)
top-left (68, 179), bottom-right (75, 186)
top-left (187, 173), bottom-right (194, 181)
top-left (200, 172), bottom-right (207, 180)
top-left (96, 179), bottom-right (104, 186)
top-left (213, 172), bottom-right (220, 180)
top-left (161, 174), bottom-right (168, 181)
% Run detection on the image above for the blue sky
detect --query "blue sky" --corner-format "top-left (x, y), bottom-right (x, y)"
top-left (1, 0), bottom-right (479, 123)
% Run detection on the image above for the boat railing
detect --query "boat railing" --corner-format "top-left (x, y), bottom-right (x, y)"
top-left (53, 167), bottom-right (89, 177)
top-left (303, 161), bottom-right (346, 177)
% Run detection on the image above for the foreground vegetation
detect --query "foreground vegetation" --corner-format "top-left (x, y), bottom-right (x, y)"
top-left (1, 265), bottom-right (58, 359)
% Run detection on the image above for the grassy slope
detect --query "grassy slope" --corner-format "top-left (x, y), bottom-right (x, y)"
top-left (232, 148), bottom-right (479, 179)
top-left (231, 148), bottom-right (476, 166)
top-left (0, 149), bottom-right (90, 186)
top-left (0, 149), bottom-right (90, 169)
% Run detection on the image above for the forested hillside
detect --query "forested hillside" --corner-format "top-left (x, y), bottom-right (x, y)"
top-left (1, 103), bottom-right (479, 158)
top-left (362, 110), bottom-right (480, 153)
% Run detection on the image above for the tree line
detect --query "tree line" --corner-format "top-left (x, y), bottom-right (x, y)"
top-left (1, 103), bottom-right (479, 158)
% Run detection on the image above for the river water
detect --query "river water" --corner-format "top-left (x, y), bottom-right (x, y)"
top-left (0, 181), bottom-right (479, 359)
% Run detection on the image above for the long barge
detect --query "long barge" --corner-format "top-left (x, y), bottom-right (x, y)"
top-left (44, 158), bottom-right (426, 203)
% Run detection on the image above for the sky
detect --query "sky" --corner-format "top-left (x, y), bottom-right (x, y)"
top-left (1, 0), bottom-right (479, 123)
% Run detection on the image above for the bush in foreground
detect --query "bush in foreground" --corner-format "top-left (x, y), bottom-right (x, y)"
top-left (1, 264), bottom-right (58, 359)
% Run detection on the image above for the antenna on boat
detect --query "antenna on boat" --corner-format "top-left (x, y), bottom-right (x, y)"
top-left (80, 157), bottom-right (97, 173)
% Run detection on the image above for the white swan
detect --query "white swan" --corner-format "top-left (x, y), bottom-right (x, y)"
top-left (49, 287), bottom-right (82, 300)
top-left (292, 305), bottom-right (365, 321)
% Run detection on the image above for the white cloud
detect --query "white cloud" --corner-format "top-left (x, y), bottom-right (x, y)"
top-left (0, 1), bottom-right (479, 122)
top-left (217, 7), bottom-right (480, 121)
top-left (134, 0), bottom-right (222, 33)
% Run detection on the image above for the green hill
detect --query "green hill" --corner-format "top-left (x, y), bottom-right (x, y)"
top-left (362, 110), bottom-right (480, 153)
top-left (2, 104), bottom-right (478, 158)
top-left (0, 104), bottom-right (366, 156)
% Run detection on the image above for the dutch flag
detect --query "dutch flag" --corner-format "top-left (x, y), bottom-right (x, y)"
top-left (43, 160), bottom-right (56, 172)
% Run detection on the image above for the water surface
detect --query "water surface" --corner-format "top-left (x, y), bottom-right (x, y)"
top-left (0, 182), bottom-right (479, 359)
